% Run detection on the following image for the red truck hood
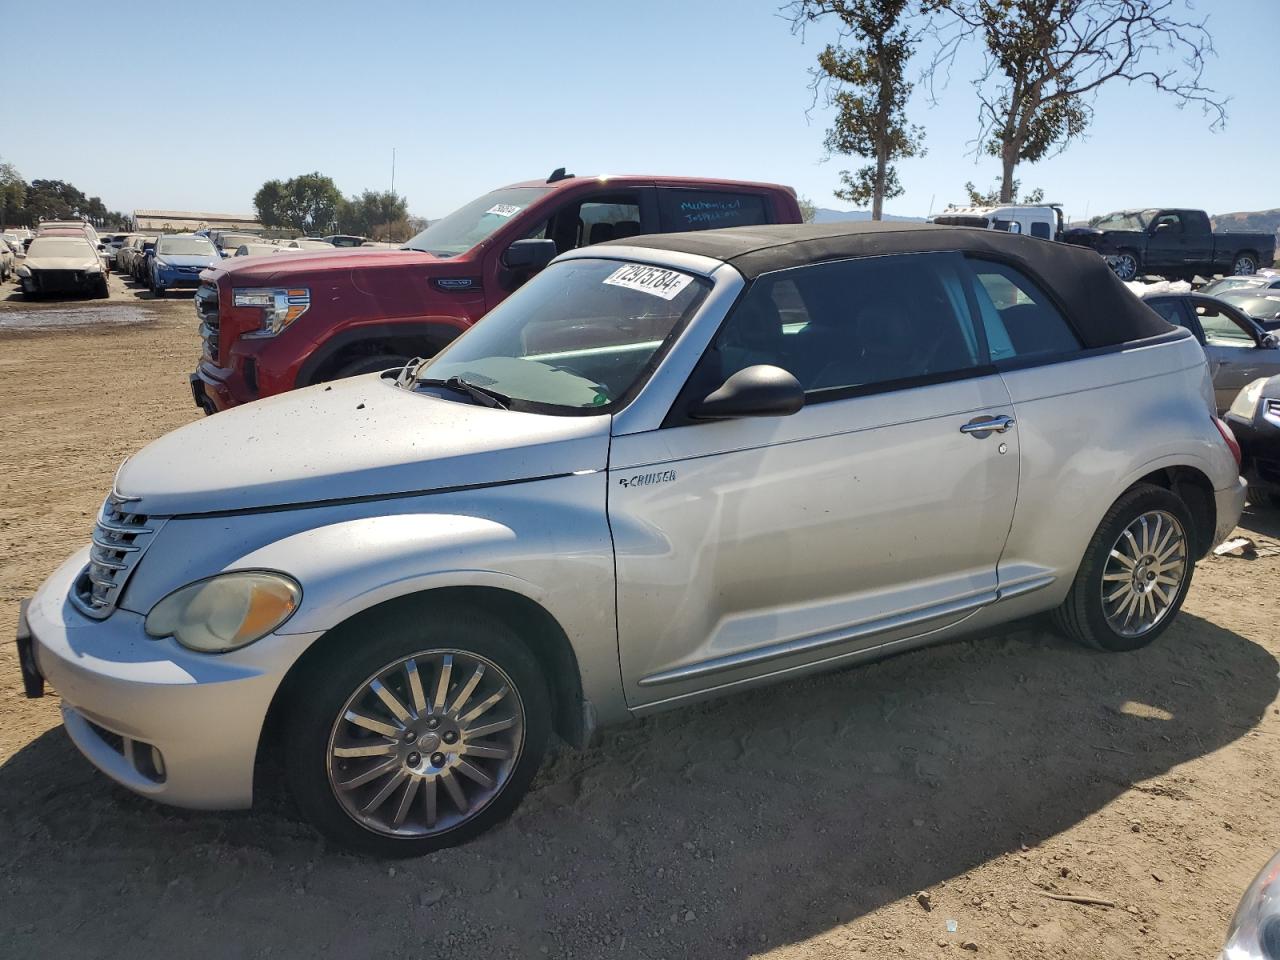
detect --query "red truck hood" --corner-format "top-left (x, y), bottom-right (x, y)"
top-left (204, 248), bottom-right (446, 284)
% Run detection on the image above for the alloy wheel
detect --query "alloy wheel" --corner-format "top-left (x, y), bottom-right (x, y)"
top-left (1101, 510), bottom-right (1187, 638)
top-left (1109, 253), bottom-right (1139, 281)
top-left (326, 649), bottom-right (525, 838)
top-left (1233, 255), bottom-right (1258, 276)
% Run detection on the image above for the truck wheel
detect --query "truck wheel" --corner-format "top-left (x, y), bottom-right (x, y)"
top-left (1052, 483), bottom-right (1194, 652)
top-left (284, 607), bottom-right (551, 857)
top-left (1109, 250), bottom-right (1141, 282)
top-left (334, 354), bottom-right (411, 380)
top-left (1232, 253), bottom-right (1258, 276)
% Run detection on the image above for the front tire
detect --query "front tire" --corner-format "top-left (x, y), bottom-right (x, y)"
top-left (1109, 249), bottom-right (1141, 282)
top-left (333, 354), bottom-right (411, 380)
top-left (283, 606), bottom-right (551, 857)
top-left (1052, 483), bottom-right (1194, 652)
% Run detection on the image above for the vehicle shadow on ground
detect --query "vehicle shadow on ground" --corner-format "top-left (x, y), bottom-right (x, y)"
top-left (0, 613), bottom-right (1274, 958)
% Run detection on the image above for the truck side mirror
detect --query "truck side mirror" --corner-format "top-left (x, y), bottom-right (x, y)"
top-left (502, 239), bottom-right (557, 272)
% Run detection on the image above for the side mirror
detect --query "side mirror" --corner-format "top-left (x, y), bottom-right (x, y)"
top-left (502, 238), bottom-right (557, 271)
top-left (97, 243), bottom-right (106, 251)
top-left (1262, 332), bottom-right (1279, 349)
top-left (690, 365), bottom-right (805, 420)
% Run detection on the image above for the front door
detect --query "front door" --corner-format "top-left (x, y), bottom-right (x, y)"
top-left (1196, 298), bottom-right (1278, 411)
top-left (609, 252), bottom-right (1020, 708)
top-left (1145, 212), bottom-right (1187, 272)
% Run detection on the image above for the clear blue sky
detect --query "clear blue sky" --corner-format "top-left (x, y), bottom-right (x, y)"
top-left (3, 0), bottom-right (1274, 222)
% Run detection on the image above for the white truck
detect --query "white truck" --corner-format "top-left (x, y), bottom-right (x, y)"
top-left (930, 203), bottom-right (1064, 241)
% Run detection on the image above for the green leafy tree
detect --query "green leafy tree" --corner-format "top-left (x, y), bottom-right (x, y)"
top-left (338, 190), bottom-right (410, 236)
top-left (963, 179), bottom-right (1045, 205)
top-left (0, 158), bottom-right (25, 228)
top-left (797, 195), bottom-right (817, 223)
top-left (253, 173), bottom-right (343, 234)
top-left (792, 0), bottom-right (926, 220)
top-left (935, 0), bottom-right (1226, 203)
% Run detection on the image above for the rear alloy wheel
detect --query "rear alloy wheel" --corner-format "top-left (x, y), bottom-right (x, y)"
top-left (1053, 484), bottom-right (1194, 652)
top-left (1109, 250), bottom-right (1140, 282)
top-left (285, 608), bottom-right (550, 857)
top-left (1232, 254), bottom-right (1258, 276)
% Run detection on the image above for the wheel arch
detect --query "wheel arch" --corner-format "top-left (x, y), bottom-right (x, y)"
top-left (295, 320), bottom-right (467, 387)
top-left (255, 585), bottom-right (590, 798)
top-left (1128, 465), bottom-right (1216, 558)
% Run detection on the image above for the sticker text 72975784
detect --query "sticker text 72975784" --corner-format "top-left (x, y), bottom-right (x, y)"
top-left (602, 264), bottom-right (693, 301)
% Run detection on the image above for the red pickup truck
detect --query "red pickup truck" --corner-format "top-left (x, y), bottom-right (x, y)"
top-left (191, 171), bottom-right (803, 412)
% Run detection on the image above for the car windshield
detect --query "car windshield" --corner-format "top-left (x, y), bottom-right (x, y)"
top-left (27, 237), bottom-right (94, 257)
top-left (403, 187), bottom-right (550, 257)
top-left (1204, 277), bottom-right (1268, 294)
top-left (415, 258), bottom-right (710, 412)
top-left (157, 237), bottom-right (216, 255)
top-left (1092, 210), bottom-right (1155, 231)
top-left (218, 234), bottom-right (258, 247)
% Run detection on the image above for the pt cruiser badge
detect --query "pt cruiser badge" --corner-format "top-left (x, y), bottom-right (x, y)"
top-left (617, 470), bottom-right (677, 489)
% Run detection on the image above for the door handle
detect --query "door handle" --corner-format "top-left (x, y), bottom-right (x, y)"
top-left (960, 415), bottom-right (1016, 436)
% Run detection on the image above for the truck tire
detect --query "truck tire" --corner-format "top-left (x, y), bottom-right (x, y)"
top-left (334, 354), bottom-right (411, 380)
top-left (283, 606), bottom-right (552, 857)
top-left (1232, 253), bottom-right (1258, 276)
top-left (1109, 249), bottom-right (1141, 282)
top-left (1052, 483), bottom-right (1195, 652)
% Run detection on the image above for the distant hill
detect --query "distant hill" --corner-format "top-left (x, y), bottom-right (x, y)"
top-left (812, 207), bottom-right (926, 224)
top-left (1213, 208), bottom-right (1280, 239)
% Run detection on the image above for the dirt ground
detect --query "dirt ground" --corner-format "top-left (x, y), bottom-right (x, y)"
top-left (1, 270), bottom-right (1278, 960)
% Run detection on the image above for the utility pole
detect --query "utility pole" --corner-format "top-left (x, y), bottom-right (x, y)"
top-left (391, 147), bottom-right (396, 195)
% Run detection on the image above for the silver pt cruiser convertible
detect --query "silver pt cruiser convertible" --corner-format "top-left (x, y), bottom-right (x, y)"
top-left (17, 222), bottom-right (1247, 856)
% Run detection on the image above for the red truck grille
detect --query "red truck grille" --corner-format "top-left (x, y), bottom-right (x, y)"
top-left (195, 280), bottom-right (220, 363)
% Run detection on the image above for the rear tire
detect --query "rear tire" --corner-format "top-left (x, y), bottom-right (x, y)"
top-left (1052, 483), bottom-right (1195, 652)
top-left (283, 606), bottom-right (551, 857)
top-left (1232, 253), bottom-right (1259, 276)
top-left (1248, 485), bottom-right (1280, 509)
top-left (333, 354), bottom-right (411, 380)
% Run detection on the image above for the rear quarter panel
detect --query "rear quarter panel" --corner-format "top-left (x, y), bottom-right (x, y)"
top-left (993, 334), bottom-right (1233, 610)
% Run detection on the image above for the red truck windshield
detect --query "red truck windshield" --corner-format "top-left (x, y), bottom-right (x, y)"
top-left (404, 186), bottom-right (551, 257)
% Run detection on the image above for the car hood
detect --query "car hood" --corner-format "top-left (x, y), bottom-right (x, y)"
top-left (115, 374), bottom-right (610, 515)
top-left (207, 247), bottom-right (445, 283)
top-left (25, 256), bottom-right (99, 270)
top-left (155, 253), bottom-right (219, 268)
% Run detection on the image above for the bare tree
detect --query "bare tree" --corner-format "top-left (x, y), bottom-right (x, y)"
top-left (791, 0), bottom-right (926, 220)
top-left (933, 0), bottom-right (1226, 203)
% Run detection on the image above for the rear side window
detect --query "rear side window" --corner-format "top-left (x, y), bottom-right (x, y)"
top-left (701, 252), bottom-right (985, 397)
top-left (1029, 221), bottom-right (1052, 240)
top-left (966, 260), bottom-right (1081, 362)
top-left (659, 190), bottom-right (769, 232)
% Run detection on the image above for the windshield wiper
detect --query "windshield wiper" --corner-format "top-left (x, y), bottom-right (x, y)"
top-left (417, 376), bottom-right (510, 410)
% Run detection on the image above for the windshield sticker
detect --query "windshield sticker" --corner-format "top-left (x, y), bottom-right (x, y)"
top-left (485, 203), bottom-right (521, 218)
top-left (603, 264), bottom-right (693, 301)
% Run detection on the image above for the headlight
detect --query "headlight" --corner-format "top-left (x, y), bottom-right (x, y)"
top-left (234, 287), bottom-right (311, 337)
top-left (144, 571), bottom-right (301, 653)
top-left (1221, 851), bottom-right (1280, 959)
top-left (1230, 379), bottom-right (1268, 421)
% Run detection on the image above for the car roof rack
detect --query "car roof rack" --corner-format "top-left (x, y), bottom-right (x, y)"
top-left (547, 167), bottom-right (574, 183)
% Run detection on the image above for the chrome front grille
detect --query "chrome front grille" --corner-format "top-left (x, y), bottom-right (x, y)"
top-left (196, 281), bottom-right (220, 362)
top-left (72, 495), bottom-right (161, 619)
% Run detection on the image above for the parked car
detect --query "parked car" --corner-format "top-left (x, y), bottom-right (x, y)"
top-left (131, 237), bottom-right (158, 283)
top-left (1214, 288), bottom-right (1280, 331)
top-left (930, 202), bottom-right (1063, 240)
top-left (0, 235), bottom-right (13, 280)
top-left (103, 233), bottom-right (139, 269)
top-left (16, 234), bottom-right (108, 297)
top-left (190, 170), bottom-right (805, 413)
top-left (149, 234), bottom-right (221, 297)
top-left (118, 236), bottom-right (145, 275)
top-left (1064, 208), bottom-right (1277, 282)
top-left (1200, 268), bottom-right (1280, 296)
top-left (323, 234), bottom-right (369, 247)
top-left (1225, 376), bottom-right (1280, 508)
top-left (1140, 291), bottom-right (1280, 412)
top-left (1218, 849), bottom-right (1280, 958)
top-left (36, 220), bottom-right (100, 246)
top-left (210, 232), bottom-right (262, 257)
top-left (234, 243), bottom-right (290, 257)
top-left (281, 238), bottom-right (335, 250)
top-left (18, 222), bottom-right (1245, 856)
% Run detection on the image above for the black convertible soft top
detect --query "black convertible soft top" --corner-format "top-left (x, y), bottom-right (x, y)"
top-left (607, 221), bottom-right (1173, 349)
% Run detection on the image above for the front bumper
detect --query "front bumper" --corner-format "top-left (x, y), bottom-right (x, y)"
top-left (1227, 408), bottom-right (1280, 497)
top-left (153, 269), bottom-right (203, 290)
top-left (21, 549), bottom-right (321, 809)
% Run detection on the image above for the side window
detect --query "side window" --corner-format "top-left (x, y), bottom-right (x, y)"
top-left (1147, 298), bottom-right (1193, 333)
top-left (1196, 303), bottom-right (1256, 345)
top-left (545, 194), bottom-right (641, 253)
top-left (1150, 212), bottom-right (1183, 234)
top-left (1029, 220), bottom-right (1052, 240)
top-left (701, 252), bottom-right (986, 397)
top-left (659, 190), bottom-right (769, 232)
top-left (966, 259), bottom-right (1081, 362)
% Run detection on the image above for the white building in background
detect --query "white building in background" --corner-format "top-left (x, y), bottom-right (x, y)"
top-left (132, 210), bottom-right (263, 234)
